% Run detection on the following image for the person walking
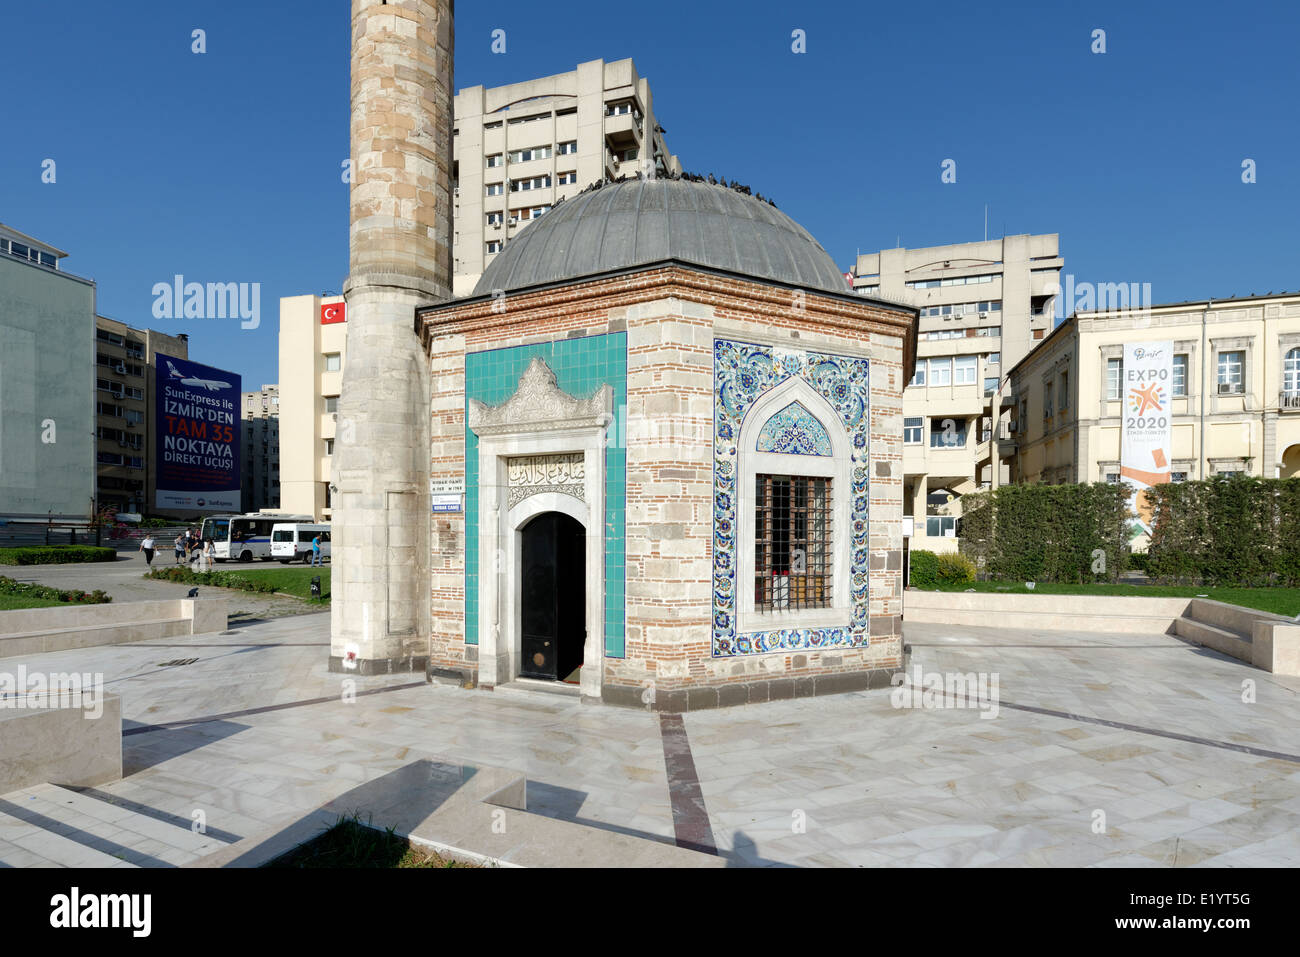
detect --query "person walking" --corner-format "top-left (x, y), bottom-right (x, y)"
top-left (203, 538), bottom-right (215, 572)
top-left (311, 534), bottom-right (322, 567)
top-left (139, 533), bottom-right (156, 567)
top-left (173, 533), bottom-right (185, 564)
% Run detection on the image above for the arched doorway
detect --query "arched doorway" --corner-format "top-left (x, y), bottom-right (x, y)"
top-left (1283, 444), bottom-right (1300, 479)
top-left (519, 512), bottom-right (586, 682)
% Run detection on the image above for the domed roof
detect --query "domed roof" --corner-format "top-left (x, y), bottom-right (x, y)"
top-left (472, 178), bottom-right (849, 297)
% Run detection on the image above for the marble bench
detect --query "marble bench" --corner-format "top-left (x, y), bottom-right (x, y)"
top-left (0, 691), bottom-right (122, 795)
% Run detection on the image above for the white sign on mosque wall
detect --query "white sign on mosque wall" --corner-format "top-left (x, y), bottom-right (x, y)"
top-left (431, 477), bottom-right (464, 513)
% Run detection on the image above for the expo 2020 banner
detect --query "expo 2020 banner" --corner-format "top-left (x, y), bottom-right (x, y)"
top-left (1120, 341), bottom-right (1173, 532)
top-left (155, 356), bottom-right (241, 511)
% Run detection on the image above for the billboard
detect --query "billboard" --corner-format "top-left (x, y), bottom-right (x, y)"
top-left (1120, 341), bottom-right (1173, 532)
top-left (155, 356), bottom-right (241, 511)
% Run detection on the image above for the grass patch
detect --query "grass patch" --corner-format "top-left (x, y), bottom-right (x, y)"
top-left (264, 816), bottom-right (474, 869)
top-left (211, 565), bottom-right (332, 600)
top-left (918, 580), bottom-right (1300, 617)
top-left (145, 566), bottom-right (330, 604)
top-left (0, 593), bottom-right (70, 610)
top-left (0, 546), bottom-right (117, 565)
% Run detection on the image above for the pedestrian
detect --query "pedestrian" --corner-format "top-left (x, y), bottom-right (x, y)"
top-left (139, 533), bottom-right (156, 567)
top-left (203, 538), bottom-right (215, 571)
top-left (311, 534), bottom-right (322, 567)
top-left (174, 533), bottom-right (184, 564)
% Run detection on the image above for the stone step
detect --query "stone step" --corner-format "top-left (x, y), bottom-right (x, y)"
top-left (0, 618), bottom-right (192, 659)
top-left (1173, 616), bottom-right (1253, 663)
top-left (0, 783), bottom-right (235, 868)
top-left (909, 607), bottom-right (1177, 634)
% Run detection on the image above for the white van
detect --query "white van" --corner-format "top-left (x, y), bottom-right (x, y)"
top-left (271, 523), bottom-right (331, 564)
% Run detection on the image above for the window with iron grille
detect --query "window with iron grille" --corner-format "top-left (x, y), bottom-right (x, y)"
top-left (754, 475), bottom-right (832, 612)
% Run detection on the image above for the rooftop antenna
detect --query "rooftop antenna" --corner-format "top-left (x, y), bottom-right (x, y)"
top-left (984, 204), bottom-right (988, 242)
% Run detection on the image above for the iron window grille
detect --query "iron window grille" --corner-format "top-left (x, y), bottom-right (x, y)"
top-left (754, 475), bottom-right (832, 612)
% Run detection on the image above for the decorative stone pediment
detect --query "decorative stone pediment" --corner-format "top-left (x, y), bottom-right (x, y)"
top-left (468, 357), bottom-right (613, 436)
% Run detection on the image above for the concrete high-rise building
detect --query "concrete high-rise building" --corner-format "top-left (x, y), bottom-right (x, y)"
top-left (849, 235), bottom-right (1063, 552)
top-left (240, 384), bottom-right (280, 513)
top-left (452, 58), bottom-right (681, 296)
top-left (277, 293), bottom-right (345, 521)
top-left (332, 0), bottom-right (451, 674)
top-left (0, 223), bottom-right (96, 519)
top-left (1005, 291), bottom-right (1300, 486)
top-left (93, 315), bottom-right (188, 517)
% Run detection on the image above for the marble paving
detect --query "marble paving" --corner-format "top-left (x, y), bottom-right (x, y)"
top-left (0, 609), bottom-right (1298, 867)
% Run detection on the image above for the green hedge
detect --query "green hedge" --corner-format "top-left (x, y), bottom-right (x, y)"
top-left (958, 483), bottom-right (1131, 583)
top-left (145, 566), bottom-right (280, 594)
top-left (0, 546), bottom-right (118, 566)
top-left (0, 576), bottom-right (111, 604)
top-left (1146, 476), bottom-right (1300, 586)
top-left (936, 551), bottom-right (977, 583)
top-left (909, 550), bottom-right (939, 588)
top-left (909, 550), bottom-right (977, 587)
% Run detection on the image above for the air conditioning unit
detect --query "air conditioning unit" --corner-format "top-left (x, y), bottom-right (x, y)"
top-left (979, 311), bottom-right (988, 318)
top-left (490, 223), bottom-right (501, 230)
top-left (1008, 420), bottom-right (1019, 434)
top-left (508, 217), bottom-right (518, 226)
top-left (1218, 383), bottom-right (1234, 394)
top-left (114, 363), bottom-right (126, 374)
top-left (453, 187), bottom-right (460, 197)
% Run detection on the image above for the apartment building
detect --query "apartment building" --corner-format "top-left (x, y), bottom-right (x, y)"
top-left (241, 384), bottom-right (280, 513)
top-left (93, 316), bottom-right (189, 517)
top-left (278, 294), bottom-right (345, 521)
top-left (453, 58), bottom-right (681, 296)
top-left (850, 235), bottom-right (1063, 552)
top-left (1004, 292), bottom-right (1300, 489)
top-left (0, 223), bottom-right (96, 518)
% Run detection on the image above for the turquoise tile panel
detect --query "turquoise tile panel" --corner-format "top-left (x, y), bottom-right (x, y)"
top-left (463, 333), bottom-right (626, 658)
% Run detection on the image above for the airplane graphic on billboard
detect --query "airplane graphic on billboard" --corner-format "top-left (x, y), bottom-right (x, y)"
top-left (166, 360), bottom-right (232, 392)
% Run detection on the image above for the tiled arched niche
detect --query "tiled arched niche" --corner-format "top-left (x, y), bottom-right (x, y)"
top-left (712, 339), bottom-right (871, 657)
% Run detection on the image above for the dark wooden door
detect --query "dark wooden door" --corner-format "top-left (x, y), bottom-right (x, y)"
top-left (520, 512), bottom-right (585, 680)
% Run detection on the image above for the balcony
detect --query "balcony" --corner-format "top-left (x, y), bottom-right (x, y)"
top-left (995, 421), bottom-right (1018, 458)
top-left (1281, 391), bottom-right (1300, 411)
top-left (603, 110), bottom-right (643, 148)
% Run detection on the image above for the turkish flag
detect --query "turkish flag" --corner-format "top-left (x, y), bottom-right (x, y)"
top-left (321, 302), bottom-right (346, 325)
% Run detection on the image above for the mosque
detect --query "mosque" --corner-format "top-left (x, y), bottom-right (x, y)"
top-left (332, 0), bottom-right (918, 711)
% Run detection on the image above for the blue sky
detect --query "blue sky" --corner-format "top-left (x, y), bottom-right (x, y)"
top-left (2, 0), bottom-right (1297, 388)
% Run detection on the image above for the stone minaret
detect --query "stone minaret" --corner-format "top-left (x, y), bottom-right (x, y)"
top-left (332, 0), bottom-right (453, 673)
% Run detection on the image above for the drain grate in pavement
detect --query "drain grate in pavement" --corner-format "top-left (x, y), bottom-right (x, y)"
top-left (157, 658), bottom-right (199, 667)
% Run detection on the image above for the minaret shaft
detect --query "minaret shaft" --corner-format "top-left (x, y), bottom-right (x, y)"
top-left (332, 0), bottom-right (453, 673)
